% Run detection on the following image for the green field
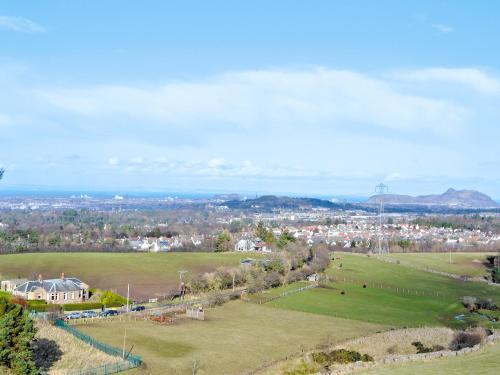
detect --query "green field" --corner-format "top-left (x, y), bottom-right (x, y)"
top-left (78, 301), bottom-right (384, 375)
top-left (359, 342), bottom-right (500, 375)
top-left (267, 253), bottom-right (500, 327)
top-left (380, 252), bottom-right (495, 278)
top-left (8, 251), bottom-right (498, 374)
top-left (0, 252), bottom-right (262, 299)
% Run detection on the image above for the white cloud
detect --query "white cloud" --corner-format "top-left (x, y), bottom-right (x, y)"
top-left (393, 68), bottom-right (500, 94)
top-left (130, 157), bottom-right (145, 164)
top-left (0, 16), bottom-right (45, 33)
top-left (432, 24), bottom-right (453, 33)
top-left (107, 157), bottom-right (119, 166)
top-left (37, 67), bottom-right (470, 136)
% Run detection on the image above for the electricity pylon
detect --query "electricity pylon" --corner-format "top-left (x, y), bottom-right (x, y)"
top-left (375, 183), bottom-right (389, 254)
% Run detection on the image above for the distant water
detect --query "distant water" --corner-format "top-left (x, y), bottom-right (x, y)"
top-left (0, 190), bottom-right (214, 199)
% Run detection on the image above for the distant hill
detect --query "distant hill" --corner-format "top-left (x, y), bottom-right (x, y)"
top-left (223, 195), bottom-right (349, 210)
top-left (368, 188), bottom-right (499, 208)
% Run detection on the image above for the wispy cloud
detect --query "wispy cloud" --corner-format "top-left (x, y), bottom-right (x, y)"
top-left (432, 24), bottom-right (453, 33)
top-left (37, 67), bottom-right (470, 136)
top-left (0, 15), bottom-right (45, 33)
top-left (393, 68), bottom-right (500, 94)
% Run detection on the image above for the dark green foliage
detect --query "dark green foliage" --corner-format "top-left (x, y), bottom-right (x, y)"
top-left (277, 230), bottom-right (295, 249)
top-left (62, 302), bottom-right (103, 311)
top-left (493, 267), bottom-right (500, 284)
top-left (411, 341), bottom-right (445, 353)
top-left (0, 296), bottom-right (40, 374)
top-left (255, 222), bottom-right (275, 244)
top-left (214, 231), bottom-right (232, 252)
top-left (27, 302), bottom-right (54, 313)
top-left (397, 239), bottom-right (412, 249)
top-left (311, 349), bottom-right (373, 366)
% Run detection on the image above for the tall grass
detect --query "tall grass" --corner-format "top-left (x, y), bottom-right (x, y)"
top-left (36, 322), bottom-right (117, 375)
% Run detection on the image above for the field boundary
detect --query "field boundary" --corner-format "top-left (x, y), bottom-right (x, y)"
top-left (241, 284), bottom-right (317, 304)
top-left (54, 319), bottom-right (142, 375)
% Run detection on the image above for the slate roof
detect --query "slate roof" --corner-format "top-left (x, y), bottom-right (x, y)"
top-left (14, 277), bottom-right (86, 294)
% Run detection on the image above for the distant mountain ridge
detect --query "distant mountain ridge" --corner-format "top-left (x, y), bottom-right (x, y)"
top-left (368, 188), bottom-right (499, 208)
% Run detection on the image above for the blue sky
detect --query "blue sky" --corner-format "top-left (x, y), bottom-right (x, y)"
top-left (1, 1), bottom-right (499, 197)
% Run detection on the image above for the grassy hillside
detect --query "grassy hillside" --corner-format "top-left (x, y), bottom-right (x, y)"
top-left (0, 252), bottom-right (262, 299)
top-left (78, 301), bottom-right (384, 375)
top-left (380, 252), bottom-right (495, 278)
top-left (267, 253), bottom-right (500, 327)
top-left (359, 341), bottom-right (500, 375)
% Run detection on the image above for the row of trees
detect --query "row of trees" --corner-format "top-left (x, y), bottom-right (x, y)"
top-left (188, 242), bottom-right (331, 294)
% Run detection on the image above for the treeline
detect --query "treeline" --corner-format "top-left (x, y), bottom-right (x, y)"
top-left (186, 242), bottom-right (331, 295)
top-left (412, 215), bottom-right (500, 232)
top-left (0, 208), bottom-right (229, 253)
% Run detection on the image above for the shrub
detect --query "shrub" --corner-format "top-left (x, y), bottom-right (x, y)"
top-left (411, 341), bottom-right (445, 354)
top-left (311, 351), bottom-right (328, 365)
top-left (283, 359), bottom-right (320, 375)
top-left (63, 302), bottom-right (103, 311)
top-left (311, 349), bottom-right (373, 365)
top-left (449, 330), bottom-right (483, 351)
top-left (264, 271), bottom-right (282, 288)
top-left (208, 291), bottom-right (228, 307)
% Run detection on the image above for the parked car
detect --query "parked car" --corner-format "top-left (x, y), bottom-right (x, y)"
top-left (81, 310), bottom-right (99, 318)
top-left (131, 305), bottom-right (145, 312)
top-left (66, 312), bottom-right (82, 319)
top-left (101, 309), bottom-right (119, 317)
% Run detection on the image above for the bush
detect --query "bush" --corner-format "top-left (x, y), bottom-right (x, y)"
top-left (283, 359), bottom-right (320, 375)
top-left (449, 329), bottom-right (483, 351)
top-left (311, 349), bottom-right (373, 366)
top-left (63, 302), bottom-right (103, 311)
top-left (264, 271), bottom-right (282, 288)
top-left (208, 291), bottom-right (228, 307)
top-left (411, 341), bottom-right (444, 353)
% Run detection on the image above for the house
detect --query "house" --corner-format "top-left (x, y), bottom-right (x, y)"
top-left (13, 273), bottom-right (89, 304)
top-left (234, 238), bottom-right (272, 252)
top-left (253, 240), bottom-right (271, 252)
top-left (1, 278), bottom-right (28, 293)
top-left (235, 239), bottom-right (255, 252)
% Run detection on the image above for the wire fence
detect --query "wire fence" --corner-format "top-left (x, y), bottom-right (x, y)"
top-left (54, 319), bottom-right (142, 374)
top-left (64, 361), bottom-right (138, 375)
top-left (242, 284), bottom-right (317, 304)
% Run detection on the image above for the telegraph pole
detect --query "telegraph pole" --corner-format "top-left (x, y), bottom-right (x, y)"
top-left (375, 183), bottom-right (389, 254)
top-left (126, 283), bottom-right (130, 312)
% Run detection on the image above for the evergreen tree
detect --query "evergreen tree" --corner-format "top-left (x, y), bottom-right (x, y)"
top-left (0, 296), bottom-right (39, 375)
top-left (214, 231), bottom-right (232, 252)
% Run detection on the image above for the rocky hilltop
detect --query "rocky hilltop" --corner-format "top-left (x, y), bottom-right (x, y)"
top-left (368, 188), bottom-right (499, 208)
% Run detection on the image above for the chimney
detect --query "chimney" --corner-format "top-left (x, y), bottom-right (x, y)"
top-left (38, 274), bottom-right (43, 282)
top-left (61, 272), bottom-right (65, 281)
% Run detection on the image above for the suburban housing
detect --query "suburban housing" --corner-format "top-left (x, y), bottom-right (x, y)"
top-left (12, 273), bottom-right (89, 304)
